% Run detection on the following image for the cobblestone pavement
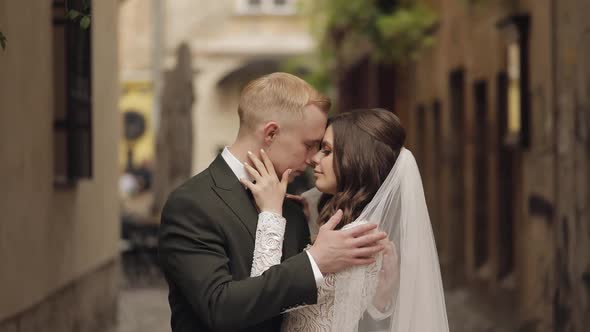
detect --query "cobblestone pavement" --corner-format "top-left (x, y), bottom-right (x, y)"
top-left (116, 286), bottom-right (170, 332)
top-left (445, 288), bottom-right (517, 332)
top-left (114, 284), bottom-right (518, 332)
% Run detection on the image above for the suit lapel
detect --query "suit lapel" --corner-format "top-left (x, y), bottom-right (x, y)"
top-left (209, 155), bottom-right (259, 242)
top-left (282, 204), bottom-right (296, 259)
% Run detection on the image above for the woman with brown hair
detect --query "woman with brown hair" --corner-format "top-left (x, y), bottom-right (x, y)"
top-left (243, 109), bottom-right (449, 332)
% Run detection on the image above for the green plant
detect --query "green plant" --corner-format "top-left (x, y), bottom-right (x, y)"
top-left (304, 0), bottom-right (438, 68)
top-left (67, 0), bottom-right (92, 30)
top-left (1, 0), bottom-right (90, 51)
top-left (280, 0), bottom-right (438, 109)
top-left (374, 4), bottom-right (437, 62)
top-left (280, 55), bottom-right (332, 95)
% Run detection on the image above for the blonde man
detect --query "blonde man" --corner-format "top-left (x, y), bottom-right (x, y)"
top-left (159, 73), bottom-right (386, 332)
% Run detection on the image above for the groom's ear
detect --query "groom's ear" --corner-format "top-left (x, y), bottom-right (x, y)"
top-left (263, 122), bottom-right (280, 144)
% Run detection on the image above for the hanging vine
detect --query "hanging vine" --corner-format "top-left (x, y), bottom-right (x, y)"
top-left (66, 0), bottom-right (92, 30)
top-left (282, 0), bottom-right (437, 94)
top-left (309, 0), bottom-right (437, 64)
top-left (373, 4), bottom-right (437, 62)
top-left (1, 0), bottom-right (90, 51)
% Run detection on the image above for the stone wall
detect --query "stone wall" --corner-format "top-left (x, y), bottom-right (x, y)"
top-left (400, 0), bottom-right (578, 330)
top-left (0, 261), bottom-right (119, 332)
top-left (0, 0), bottom-right (120, 329)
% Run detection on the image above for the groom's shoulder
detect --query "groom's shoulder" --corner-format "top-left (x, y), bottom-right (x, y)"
top-left (160, 168), bottom-right (218, 229)
top-left (183, 167), bottom-right (213, 189)
top-left (170, 167), bottom-right (213, 199)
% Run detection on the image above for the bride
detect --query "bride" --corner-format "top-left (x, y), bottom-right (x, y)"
top-left (240, 108), bottom-right (449, 332)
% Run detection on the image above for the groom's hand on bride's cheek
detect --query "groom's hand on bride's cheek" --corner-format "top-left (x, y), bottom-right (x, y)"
top-left (308, 210), bottom-right (387, 275)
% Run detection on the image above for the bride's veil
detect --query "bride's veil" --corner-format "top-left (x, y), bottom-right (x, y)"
top-left (321, 147), bottom-right (449, 332)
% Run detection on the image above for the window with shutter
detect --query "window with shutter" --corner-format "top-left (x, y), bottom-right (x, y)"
top-left (52, 0), bottom-right (93, 186)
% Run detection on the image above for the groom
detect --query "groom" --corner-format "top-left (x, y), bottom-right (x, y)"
top-left (158, 72), bottom-right (386, 332)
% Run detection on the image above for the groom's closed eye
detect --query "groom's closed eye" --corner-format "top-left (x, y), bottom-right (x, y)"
top-left (305, 140), bottom-right (322, 152)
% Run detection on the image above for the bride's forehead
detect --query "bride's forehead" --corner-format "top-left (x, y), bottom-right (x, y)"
top-left (322, 126), bottom-right (333, 141)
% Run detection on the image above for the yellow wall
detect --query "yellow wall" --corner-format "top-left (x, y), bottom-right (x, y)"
top-left (0, 0), bottom-right (120, 320)
top-left (119, 81), bottom-right (155, 170)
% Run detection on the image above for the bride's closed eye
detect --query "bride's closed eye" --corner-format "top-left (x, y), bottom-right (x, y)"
top-left (320, 143), bottom-right (332, 156)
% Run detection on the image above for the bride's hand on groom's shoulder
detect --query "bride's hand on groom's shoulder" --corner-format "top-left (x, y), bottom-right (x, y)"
top-left (285, 194), bottom-right (310, 221)
top-left (308, 210), bottom-right (388, 275)
top-left (240, 149), bottom-right (291, 216)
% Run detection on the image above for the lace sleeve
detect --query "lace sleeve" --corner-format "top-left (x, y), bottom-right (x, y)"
top-left (250, 211), bottom-right (287, 277)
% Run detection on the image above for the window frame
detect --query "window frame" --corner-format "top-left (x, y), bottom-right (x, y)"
top-left (235, 0), bottom-right (297, 16)
top-left (52, 0), bottom-right (93, 186)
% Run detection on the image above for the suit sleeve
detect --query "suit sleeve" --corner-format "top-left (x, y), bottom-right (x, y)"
top-left (158, 193), bottom-right (318, 331)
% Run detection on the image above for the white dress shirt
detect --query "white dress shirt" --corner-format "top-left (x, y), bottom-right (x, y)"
top-left (221, 147), bottom-right (324, 286)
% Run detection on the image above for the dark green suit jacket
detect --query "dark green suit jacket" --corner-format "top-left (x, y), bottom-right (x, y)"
top-left (158, 155), bottom-right (317, 332)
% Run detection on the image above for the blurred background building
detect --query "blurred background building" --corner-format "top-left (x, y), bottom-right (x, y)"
top-left (396, 1), bottom-right (590, 331)
top-left (119, 0), bottom-right (315, 169)
top-left (282, 0), bottom-right (590, 330)
top-left (0, 0), bottom-right (589, 331)
top-left (119, 0), bottom-right (315, 219)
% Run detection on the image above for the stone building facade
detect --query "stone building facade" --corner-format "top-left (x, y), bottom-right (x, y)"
top-left (0, 0), bottom-right (121, 331)
top-left (336, 0), bottom-right (589, 330)
top-left (119, 0), bottom-right (314, 174)
top-left (410, 1), bottom-right (589, 331)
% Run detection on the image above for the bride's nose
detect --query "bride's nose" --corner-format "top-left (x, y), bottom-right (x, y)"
top-left (307, 151), bottom-right (321, 167)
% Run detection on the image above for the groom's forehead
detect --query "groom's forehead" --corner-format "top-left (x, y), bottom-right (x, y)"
top-left (288, 125), bottom-right (323, 144)
top-left (299, 122), bottom-right (325, 140)
top-left (287, 105), bottom-right (326, 140)
top-left (302, 109), bottom-right (327, 132)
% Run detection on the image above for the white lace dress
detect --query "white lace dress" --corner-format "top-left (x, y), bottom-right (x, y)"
top-left (250, 210), bottom-right (388, 332)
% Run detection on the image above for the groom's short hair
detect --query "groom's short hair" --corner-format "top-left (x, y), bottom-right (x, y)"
top-left (237, 72), bottom-right (331, 131)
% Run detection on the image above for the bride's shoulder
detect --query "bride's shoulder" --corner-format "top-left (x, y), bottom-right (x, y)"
top-left (301, 187), bottom-right (322, 202)
top-left (341, 219), bottom-right (370, 230)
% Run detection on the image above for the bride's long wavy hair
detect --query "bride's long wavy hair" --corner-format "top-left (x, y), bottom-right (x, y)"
top-left (317, 109), bottom-right (406, 229)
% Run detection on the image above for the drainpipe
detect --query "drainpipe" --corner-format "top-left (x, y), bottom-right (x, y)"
top-left (151, 0), bottom-right (164, 131)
